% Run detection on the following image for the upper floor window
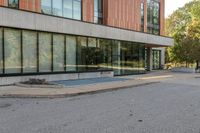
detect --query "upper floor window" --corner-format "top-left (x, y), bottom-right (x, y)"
top-left (147, 0), bottom-right (160, 35)
top-left (41, 0), bottom-right (82, 20)
top-left (94, 0), bottom-right (103, 24)
top-left (140, 3), bottom-right (144, 32)
top-left (8, 0), bottom-right (18, 8)
top-left (41, 0), bottom-right (52, 14)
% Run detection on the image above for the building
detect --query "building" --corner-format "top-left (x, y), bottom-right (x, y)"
top-left (0, 0), bottom-right (173, 85)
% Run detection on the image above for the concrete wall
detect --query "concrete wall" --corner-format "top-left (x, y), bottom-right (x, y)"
top-left (0, 7), bottom-right (173, 47)
top-left (0, 71), bottom-right (114, 85)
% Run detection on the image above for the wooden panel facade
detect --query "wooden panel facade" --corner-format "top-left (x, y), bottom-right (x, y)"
top-left (0, 0), bottom-right (7, 6)
top-left (0, 0), bottom-right (165, 35)
top-left (82, 0), bottom-right (94, 23)
top-left (19, 0), bottom-right (41, 12)
top-left (103, 0), bottom-right (165, 33)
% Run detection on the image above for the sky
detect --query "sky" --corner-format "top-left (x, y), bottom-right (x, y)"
top-left (165, 0), bottom-right (193, 18)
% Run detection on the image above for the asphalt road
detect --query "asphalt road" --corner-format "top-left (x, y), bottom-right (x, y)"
top-left (1, 73), bottom-right (200, 133)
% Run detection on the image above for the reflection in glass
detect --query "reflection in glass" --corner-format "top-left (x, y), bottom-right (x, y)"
top-left (39, 32), bottom-right (52, 72)
top-left (41, 0), bottom-right (52, 14)
top-left (153, 50), bottom-right (161, 69)
top-left (77, 37), bottom-right (87, 71)
top-left (52, 0), bottom-right (63, 16)
top-left (53, 34), bottom-right (65, 72)
top-left (8, 0), bottom-right (18, 8)
top-left (4, 28), bottom-right (21, 74)
top-left (22, 31), bottom-right (37, 73)
top-left (88, 38), bottom-right (98, 70)
top-left (97, 39), bottom-right (112, 70)
top-left (66, 35), bottom-right (76, 71)
top-left (63, 0), bottom-right (73, 18)
top-left (73, 0), bottom-right (81, 20)
top-left (112, 41), bottom-right (121, 75)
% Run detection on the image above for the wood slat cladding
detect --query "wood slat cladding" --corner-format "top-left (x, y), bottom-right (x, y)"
top-left (160, 0), bottom-right (165, 35)
top-left (103, 0), bottom-right (143, 31)
top-left (102, 0), bottom-right (165, 34)
top-left (0, 0), bottom-right (7, 6)
top-left (19, 0), bottom-right (41, 12)
top-left (82, 0), bottom-right (94, 22)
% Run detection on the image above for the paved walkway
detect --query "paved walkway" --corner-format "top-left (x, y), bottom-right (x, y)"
top-left (0, 70), bottom-right (180, 98)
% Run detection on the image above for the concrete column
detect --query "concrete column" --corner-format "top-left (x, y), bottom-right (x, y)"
top-left (146, 47), bottom-right (153, 71)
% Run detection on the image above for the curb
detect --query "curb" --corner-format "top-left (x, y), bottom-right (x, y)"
top-left (0, 81), bottom-right (160, 98)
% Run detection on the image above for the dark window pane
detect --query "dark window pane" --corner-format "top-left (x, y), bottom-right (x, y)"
top-left (4, 28), bottom-right (21, 74)
top-left (39, 32), bottom-right (52, 72)
top-left (8, 0), bottom-right (18, 8)
top-left (53, 34), bottom-right (65, 72)
top-left (94, 0), bottom-right (103, 24)
top-left (22, 31), bottom-right (37, 73)
top-left (66, 35), bottom-right (77, 71)
top-left (41, 0), bottom-right (52, 14)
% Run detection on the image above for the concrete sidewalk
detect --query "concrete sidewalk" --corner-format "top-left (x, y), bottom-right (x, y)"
top-left (0, 80), bottom-right (159, 98)
top-left (0, 71), bottom-right (174, 98)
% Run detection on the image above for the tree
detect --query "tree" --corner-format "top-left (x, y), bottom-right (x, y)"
top-left (165, 0), bottom-right (200, 68)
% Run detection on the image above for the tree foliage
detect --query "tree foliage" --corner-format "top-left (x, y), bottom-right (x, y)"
top-left (165, 0), bottom-right (200, 66)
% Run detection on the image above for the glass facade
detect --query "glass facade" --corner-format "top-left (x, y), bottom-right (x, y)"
top-left (53, 34), bottom-right (65, 72)
top-left (41, 0), bottom-right (52, 14)
top-left (38, 32), bottom-right (52, 72)
top-left (22, 31), bottom-right (37, 73)
top-left (147, 0), bottom-right (160, 35)
top-left (0, 27), bottom-right (146, 76)
top-left (152, 50), bottom-right (161, 69)
top-left (8, 0), bottom-right (18, 8)
top-left (4, 28), bottom-right (21, 74)
top-left (41, 0), bottom-right (82, 20)
top-left (66, 35), bottom-right (77, 71)
top-left (94, 0), bottom-right (103, 24)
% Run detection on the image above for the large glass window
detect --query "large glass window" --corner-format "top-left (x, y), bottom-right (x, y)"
top-left (153, 50), bottom-right (161, 69)
top-left (8, 0), bottom-right (19, 8)
top-left (41, 0), bottom-right (52, 14)
top-left (94, 0), bottom-right (103, 24)
top-left (53, 34), bottom-right (65, 72)
top-left (73, 0), bottom-right (82, 20)
top-left (52, 0), bottom-right (63, 16)
top-left (63, 0), bottom-right (73, 18)
top-left (22, 31), bottom-right (37, 73)
top-left (97, 39), bottom-right (112, 70)
top-left (138, 45), bottom-right (145, 73)
top-left (77, 36), bottom-right (87, 71)
top-left (0, 27), bottom-right (146, 76)
top-left (112, 41), bottom-right (121, 75)
top-left (39, 32), bottom-right (52, 72)
top-left (147, 0), bottom-right (160, 35)
top-left (4, 28), bottom-right (21, 74)
top-left (87, 38), bottom-right (98, 70)
top-left (66, 35), bottom-right (77, 71)
top-left (0, 28), bottom-right (3, 74)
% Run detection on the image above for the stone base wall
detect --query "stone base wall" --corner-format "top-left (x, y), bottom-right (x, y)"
top-left (0, 71), bottom-right (114, 85)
